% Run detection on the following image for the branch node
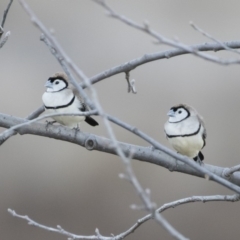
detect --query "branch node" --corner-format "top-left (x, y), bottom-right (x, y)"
top-left (143, 20), bottom-right (149, 30)
top-left (125, 71), bottom-right (131, 92)
top-left (204, 174), bottom-right (210, 180)
top-left (164, 52), bottom-right (171, 59)
top-left (145, 188), bottom-right (151, 196)
top-left (85, 135), bottom-right (97, 151)
top-left (119, 173), bottom-right (130, 181)
top-left (130, 204), bottom-right (145, 210)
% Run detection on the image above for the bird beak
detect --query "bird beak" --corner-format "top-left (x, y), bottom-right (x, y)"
top-left (167, 109), bottom-right (175, 117)
top-left (44, 81), bottom-right (53, 88)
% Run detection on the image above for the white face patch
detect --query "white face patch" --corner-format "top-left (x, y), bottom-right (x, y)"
top-left (45, 79), bottom-right (67, 92)
top-left (168, 107), bottom-right (189, 123)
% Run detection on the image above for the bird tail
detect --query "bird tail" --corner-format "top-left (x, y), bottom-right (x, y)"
top-left (198, 151), bottom-right (204, 161)
top-left (193, 151), bottom-right (204, 162)
top-left (85, 116), bottom-right (99, 126)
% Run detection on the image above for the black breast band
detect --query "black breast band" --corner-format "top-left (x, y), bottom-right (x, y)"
top-left (166, 124), bottom-right (201, 138)
top-left (45, 96), bottom-right (75, 110)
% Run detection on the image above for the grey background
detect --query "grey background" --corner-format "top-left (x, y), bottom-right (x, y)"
top-left (0, 0), bottom-right (240, 239)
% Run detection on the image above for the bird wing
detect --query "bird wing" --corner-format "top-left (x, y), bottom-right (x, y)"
top-left (71, 87), bottom-right (89, 112)
top-left (197, 114), bottom-right (207, 148)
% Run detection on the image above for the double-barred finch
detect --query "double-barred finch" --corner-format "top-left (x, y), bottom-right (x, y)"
top-left (164, 104), bottom-right (206, 162)
top-left (42, 72), bottom-right (98, 128)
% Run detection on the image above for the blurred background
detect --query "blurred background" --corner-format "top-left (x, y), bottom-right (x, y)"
top-left (0, 0), bottom-right (240, 239)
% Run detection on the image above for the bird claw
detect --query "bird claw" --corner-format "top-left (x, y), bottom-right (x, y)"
top-left (193, 156), bottom-right (203, 165)
top-left (45, 120), bottom-right (56, 129)
top-left (148, 145), bottom-right (155, 151)
top-left (73, 125), bottom-right (81, 138)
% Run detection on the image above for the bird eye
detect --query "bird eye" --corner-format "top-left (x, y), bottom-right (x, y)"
top-left (178, 110), bottom-right (182, 114)
top-left (55, 81), bottom-right (59, 85)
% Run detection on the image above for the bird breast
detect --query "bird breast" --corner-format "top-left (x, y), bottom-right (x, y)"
top-left (164, 117), bottom-right (200, 136)
top-left (42, 90), bottom-right (74, 108)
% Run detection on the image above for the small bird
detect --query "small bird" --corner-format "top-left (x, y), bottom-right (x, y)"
top-left (164, 104), bottom-right (206, 162)
top-left (42, 72), bottom-right (98, 128)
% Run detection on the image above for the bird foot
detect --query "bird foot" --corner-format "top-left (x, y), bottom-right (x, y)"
top-left (45, 120), bottom-right (56, 129)
top-left (148, 145), bottom-right (155, 151)
top-left (73, 125), bottom-right (81, 138)
top-left (193, 156), bottom-right (203, 165)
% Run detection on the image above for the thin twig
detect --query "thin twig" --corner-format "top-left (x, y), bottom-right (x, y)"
top-left (93, 0), bottom-right (240, 66)
top-left (0, 105), bottom-right (44, 145)
top-left (8, 194), bottom-right (239, 240)
top-left (0, 31), bottom-right (10, 48)
top-left (224, 164), bottom-right (240, 178)
top-left (21, 0), bottom-right (240, 198)
top-left (18, 0), bottom-right (95, 111)
top-left (190, 21), bottom-right (240, 55)
top-left (0, 110), bottom-right (97, 140)
top-left (1, 0), bottom-right (13, 28)
top-left (18, 1), bottom-right (186, 239)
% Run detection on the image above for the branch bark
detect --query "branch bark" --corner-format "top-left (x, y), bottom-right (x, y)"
top-left (1, 112), bottom-right (240, 187)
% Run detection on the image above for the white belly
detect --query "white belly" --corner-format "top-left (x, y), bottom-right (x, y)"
top-left (46, 106), bottom-right (85, 128)
top-left (42, 91), bottom-right (85, 128)
top-left (168, 135), bottom-right (204, 158)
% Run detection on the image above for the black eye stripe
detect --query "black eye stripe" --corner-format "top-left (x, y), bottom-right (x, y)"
top-left (48, 77), bottom-right (68, 87)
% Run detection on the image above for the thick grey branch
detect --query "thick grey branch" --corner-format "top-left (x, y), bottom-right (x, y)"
top-left (1, 112), bottom-right (240, 187)
top-left (0, 105), bottom-right (44, 145)
top-left (19, 2), bottom-right (186, 238)
top-left (88, 41), bottom-right (240, 86)
top-left (106, 115), bottom-right (240, 193)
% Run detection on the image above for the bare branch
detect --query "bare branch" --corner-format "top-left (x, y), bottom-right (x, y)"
top-left (0, 109), bottom-right (98, 140)
top-left (26, 105), bottom-right (45, 119)
top-left (1, 0), bottom-right (13, 29)
top-left (9, 194), bottom-right (239, 240)
top-left (0, 105), bottom-right (45, 145)
top-left (224, 164), bottom-right (240, 178)
top-left (8, 209), bottom-right (104, 240)
top-left (0, 31), bottom-right (10, 48)
top-left (25, 0), bottom-right (240, 196)
top-left (1, 111), bottom-right (240, 191)
top-left (18, 0), bottom-right (94, 111)
top-left (88, 41), bottom-right (240, 86)
top-left (190, 21), bottom-right (240, 55)
top-left (93, 0), bottom-right (240, 66)
top-left (125, 72), bottom-right (137, 94)
top-left (16, 2), bottom-right (240, 239)
top-left (18, 1), bottom-right (186, 238)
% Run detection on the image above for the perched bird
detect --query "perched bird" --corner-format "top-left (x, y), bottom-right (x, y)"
top-left (164, 104), bottom-right (206, 162)
top-left (42, 72), bottom-right (98, 128)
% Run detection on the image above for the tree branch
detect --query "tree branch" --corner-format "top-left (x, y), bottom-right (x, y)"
top-left (224, 164), bottom-right (240, 178)
top-left (1, 0), bottom-right (13, 29)
top-left (19, 0), bottom-right (240, 195)
top-left (190, 21), bottom-right (240, 55)
top-left (8, 194), bottom-right (239, 240)
top-left (0, 0), bottom-right (13, 46)
top-left (0, 105), bottom-right (44, 145)
top-left (88, 40), bottom-right (240, 86)
top-left (1, 112), bottom-right (240, 188)
top-left (18, 1), bottom-right (187, 238)
top-left (93, 0), bottom-right (240, 67)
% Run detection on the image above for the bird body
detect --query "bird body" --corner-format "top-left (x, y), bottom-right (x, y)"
top-left (164, 104), bottom-right (206, 161)
top-left (42, 73), bottom-right (98, 128)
